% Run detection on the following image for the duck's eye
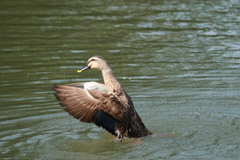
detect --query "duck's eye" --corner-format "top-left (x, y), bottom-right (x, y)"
top-left (88, 59), bottom-right (96, 63)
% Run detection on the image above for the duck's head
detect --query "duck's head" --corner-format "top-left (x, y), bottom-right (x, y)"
top-left (77, 56), bottom-right (109, 72)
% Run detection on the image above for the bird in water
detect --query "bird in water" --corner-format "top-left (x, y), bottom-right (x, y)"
top-left (53, 56), bottom-right (152, 141)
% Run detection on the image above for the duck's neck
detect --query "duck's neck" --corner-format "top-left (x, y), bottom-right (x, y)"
top-left (102, 69), bottom-right (123, 95)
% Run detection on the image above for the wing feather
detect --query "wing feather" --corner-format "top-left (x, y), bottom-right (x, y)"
top-left (53, 84), bottom-right (126, 125)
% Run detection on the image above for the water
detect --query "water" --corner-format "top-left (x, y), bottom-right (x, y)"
top-left (1, 0), bottom-right (240, 159)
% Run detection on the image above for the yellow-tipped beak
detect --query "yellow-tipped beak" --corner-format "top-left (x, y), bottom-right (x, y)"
top-left (77, 65), bottom-right (90, 73)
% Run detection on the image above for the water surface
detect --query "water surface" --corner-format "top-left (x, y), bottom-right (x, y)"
top-left (1, 0), bottom-right (240, 159)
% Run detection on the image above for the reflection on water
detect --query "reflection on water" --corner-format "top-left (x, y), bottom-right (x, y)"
top-left (0, 0), bottom-right (240, 159)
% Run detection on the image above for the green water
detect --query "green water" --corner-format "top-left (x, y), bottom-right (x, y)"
top-left (1, 0), bottom-right (240, 159)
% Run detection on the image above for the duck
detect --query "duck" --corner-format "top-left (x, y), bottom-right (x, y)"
top-left (53, 56), bottom-right (152, 141)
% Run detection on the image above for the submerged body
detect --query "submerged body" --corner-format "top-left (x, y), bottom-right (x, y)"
top-left (54, 56), bottom-right (152, 141)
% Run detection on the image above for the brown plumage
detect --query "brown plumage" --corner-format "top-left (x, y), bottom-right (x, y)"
top-left (53, 56), bottom-right (152, 141)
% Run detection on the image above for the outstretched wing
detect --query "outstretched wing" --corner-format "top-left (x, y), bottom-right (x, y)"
top-left (53, 83), bottom-right (126, 134)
